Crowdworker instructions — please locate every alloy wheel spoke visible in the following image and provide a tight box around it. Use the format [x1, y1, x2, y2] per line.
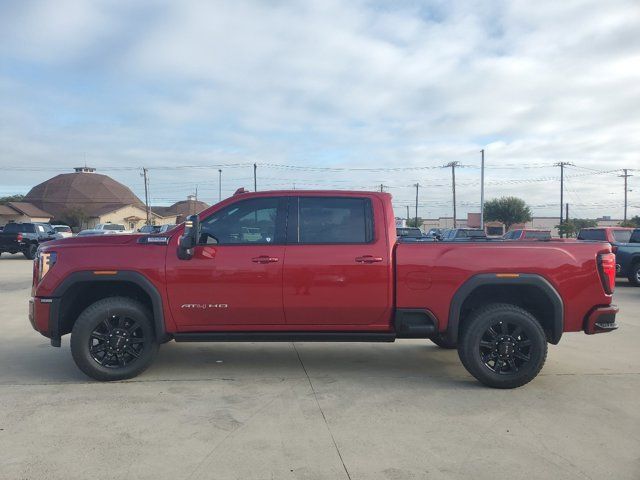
[91, 332, 109, 342]
[129, 337, 144, 344]
[124, 346, 140, 358]
[507, 358, 518, 372]
[514, 351, 530, 362]
[127, 321, 140, 334]
[518, 339, 532, 348]
[479, 340, 495, 350]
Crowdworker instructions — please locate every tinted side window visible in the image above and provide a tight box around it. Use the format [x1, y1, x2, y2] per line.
[199, 197, 284, 245]
[296, 197, 372, 244]
[612, 230, 632, 243]
[578, 229, 606, 241]
[630, 230, 640, 243]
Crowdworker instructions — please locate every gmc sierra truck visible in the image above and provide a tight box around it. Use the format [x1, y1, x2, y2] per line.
[29, 191, 618, 388]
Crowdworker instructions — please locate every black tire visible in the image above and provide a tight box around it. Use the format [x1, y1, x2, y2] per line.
[457, 303, 547, 389]
[71, 296, 158, 381]
[430, 334, 457, 349]
[24, 244, 38, 260]
[627, 263, 640, 287]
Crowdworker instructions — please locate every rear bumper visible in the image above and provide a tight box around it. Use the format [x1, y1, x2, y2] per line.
[584, 305, 619, 335]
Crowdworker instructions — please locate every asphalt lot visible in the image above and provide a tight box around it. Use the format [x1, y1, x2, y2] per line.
[0, 253, 638, 480]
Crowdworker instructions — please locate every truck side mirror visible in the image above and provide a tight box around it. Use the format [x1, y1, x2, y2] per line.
[177, 215, 199, 260]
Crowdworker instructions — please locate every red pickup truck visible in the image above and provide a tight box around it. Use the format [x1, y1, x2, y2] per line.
[29, 190, 618, 388]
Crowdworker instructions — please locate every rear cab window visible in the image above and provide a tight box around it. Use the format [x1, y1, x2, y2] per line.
[3, 223, 35, 233]
[523, 231, 551, 240]
[289, 196, 374, 244]
[578, 229, 606, 241]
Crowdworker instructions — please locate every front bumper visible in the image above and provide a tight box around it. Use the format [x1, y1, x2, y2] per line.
[584, 305, 619, 335]
[29, 296, 60, 345]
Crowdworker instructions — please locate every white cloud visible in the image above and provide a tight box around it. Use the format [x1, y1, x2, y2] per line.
[0, 0, 639, 218]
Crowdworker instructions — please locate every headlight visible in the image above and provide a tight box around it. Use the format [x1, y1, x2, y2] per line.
[38, 251, 57, 282]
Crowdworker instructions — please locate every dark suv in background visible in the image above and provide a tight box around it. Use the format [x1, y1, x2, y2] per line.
[0, 222, 62, 259]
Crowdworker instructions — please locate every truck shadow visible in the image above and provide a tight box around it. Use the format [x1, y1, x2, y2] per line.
[3, 339, 478, 389]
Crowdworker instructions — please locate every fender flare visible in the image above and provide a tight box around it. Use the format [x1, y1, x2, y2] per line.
[445, 273, 564, 345]
[50, 270, 167, 343]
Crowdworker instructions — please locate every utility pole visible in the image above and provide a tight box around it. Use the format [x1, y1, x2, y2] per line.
[406, 205, 410, 223]
[142, 167, 150, 225]
[253, 163, 257, 192]
[380, 184, 384, 192]
[565, 203, 569, 225]
[480, 150, 485, 230]
[218, 169, 222, 202]
[414, 183, 419, 228]
[620, 169, 632, 222]
[555, 162, 572, 237]
[444, 162, 460, 228]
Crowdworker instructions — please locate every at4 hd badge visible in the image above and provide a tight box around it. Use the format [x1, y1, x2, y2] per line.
[181, 303, 229, 309]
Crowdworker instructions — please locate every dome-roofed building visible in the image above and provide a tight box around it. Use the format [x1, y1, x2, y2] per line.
[151, 195, 210, 224]
[23, 167, 171, 231]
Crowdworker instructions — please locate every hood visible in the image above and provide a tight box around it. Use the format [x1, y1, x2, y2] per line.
[40, 234, 142, 249]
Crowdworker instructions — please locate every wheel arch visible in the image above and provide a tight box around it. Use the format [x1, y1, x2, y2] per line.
[50, 271, 168, 344]
[445, 273, 564, 345]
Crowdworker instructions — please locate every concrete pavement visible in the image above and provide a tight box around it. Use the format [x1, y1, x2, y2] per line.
[0, 253, 638, 479]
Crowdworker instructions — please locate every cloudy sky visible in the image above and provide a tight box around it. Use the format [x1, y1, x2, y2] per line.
[1, 0, 639, 219]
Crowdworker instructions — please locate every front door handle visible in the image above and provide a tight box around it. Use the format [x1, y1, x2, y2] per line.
[355, 255, 383, 264]
[252, 255, 279, 264]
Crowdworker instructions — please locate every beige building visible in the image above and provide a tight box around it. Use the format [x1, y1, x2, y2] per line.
[0, 202, 53, 225]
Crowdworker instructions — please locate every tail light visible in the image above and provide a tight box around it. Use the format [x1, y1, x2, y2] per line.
[17, 233, 23, 242]
[597, 253, 616, 295]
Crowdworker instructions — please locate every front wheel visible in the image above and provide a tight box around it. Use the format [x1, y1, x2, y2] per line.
[71, 297, 158, 381]
[627, 263, 640, 287]
[24, 244, 38, 260]
[458, 303, 547, 389]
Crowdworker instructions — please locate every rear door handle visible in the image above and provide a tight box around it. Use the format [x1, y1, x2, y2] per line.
[252, 255, 279, 264]
[355, 255, 383, 264]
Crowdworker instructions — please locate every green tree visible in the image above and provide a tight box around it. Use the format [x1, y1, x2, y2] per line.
[483, 197, 532, 230]
[556, 218, 597, 238]
[0, 194, 25, 204]
[58, 207, 89, 232]
[620, 216, 640, 228]
[406, 217, 423, 228]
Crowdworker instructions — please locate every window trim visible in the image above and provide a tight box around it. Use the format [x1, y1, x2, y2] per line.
[287, 196, 375, 245]
[196, 196, 288, 246]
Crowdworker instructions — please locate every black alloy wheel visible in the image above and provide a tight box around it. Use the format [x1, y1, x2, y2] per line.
[89, 314, 146, 368]
[71, 296, 158, 381]
[458, 303, 547, 389]
[478, 320, 532, 374]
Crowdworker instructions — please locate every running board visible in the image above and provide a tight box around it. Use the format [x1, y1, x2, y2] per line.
[173, 332, 397, 343]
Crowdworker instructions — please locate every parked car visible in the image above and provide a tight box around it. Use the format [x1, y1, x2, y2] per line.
[425, 228, 444, 239]
[76, 229, 110, 237]
[138, 224, 178, 234]
[578, 227, 633, 252]
[94, 223, 129, 233]
[52, 225, 73, 238]
[613, 228, 640, 285]
[0, 222, 61, 259]
[396, 227, 423, 238]
[440, 228, 488, 241]
[29, 190, 618, 388]
[503, 229, 551, 241]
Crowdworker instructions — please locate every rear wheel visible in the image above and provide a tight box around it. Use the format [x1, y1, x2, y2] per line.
[430, 334, 457, 349]
[628, 263, 640, 287]
[71, 297, 158, 381]
[24, 244, 38, 260]
[458, 303, 547, 389]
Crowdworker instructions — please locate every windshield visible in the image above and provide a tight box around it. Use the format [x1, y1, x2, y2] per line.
[465, 230, 486, 237]
[524, 231, 551, 240]
[54, 226, 71, 233]
[102, 224, 125, 231]
[612, 230, 632, 242]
